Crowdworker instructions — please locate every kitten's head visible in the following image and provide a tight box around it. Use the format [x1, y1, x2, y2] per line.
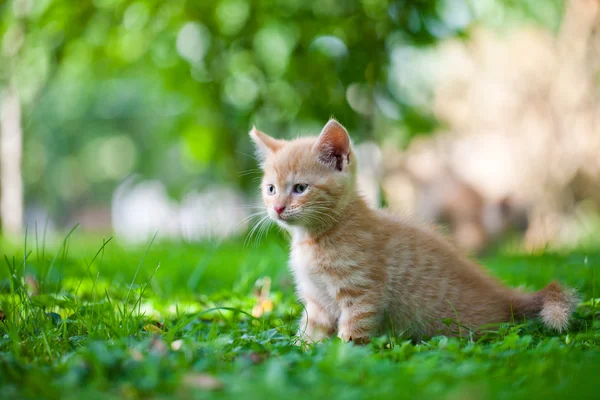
[250, 119, 357, 231]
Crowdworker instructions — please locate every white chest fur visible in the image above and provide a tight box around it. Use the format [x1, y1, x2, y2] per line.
[290, 240, 328, 296]
[289, 231, 353, 318]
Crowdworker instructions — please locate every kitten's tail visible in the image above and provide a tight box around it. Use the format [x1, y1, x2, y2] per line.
[519, 282, 578, 332]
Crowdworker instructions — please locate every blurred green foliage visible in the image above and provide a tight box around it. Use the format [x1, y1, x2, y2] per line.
[0, 0, 564, 220]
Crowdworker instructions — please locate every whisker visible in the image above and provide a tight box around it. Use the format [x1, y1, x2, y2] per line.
[244, 215, 269, 248]
[234, 211, 267, 230]
[236, 150, 261, 163]
[238, 168, 263, 177]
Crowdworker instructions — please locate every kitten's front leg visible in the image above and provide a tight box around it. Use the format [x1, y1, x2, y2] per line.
[297, 298, 336, 344]
[337, 293, 381, 344]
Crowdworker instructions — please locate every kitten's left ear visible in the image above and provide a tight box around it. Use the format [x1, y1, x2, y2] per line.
[313, 119, 351, 171]
[249, 126, 285, 160]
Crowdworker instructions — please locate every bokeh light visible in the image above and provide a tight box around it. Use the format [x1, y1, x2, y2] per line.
[0, 0, 595, 252]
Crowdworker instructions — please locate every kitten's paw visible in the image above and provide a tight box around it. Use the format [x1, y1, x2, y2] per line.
[337, 330, 351, 342]
[337, 330, 370, 345]
[295, 326, 331, 345]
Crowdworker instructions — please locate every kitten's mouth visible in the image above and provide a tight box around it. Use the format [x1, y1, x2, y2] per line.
[273, 213, 296, 224]
[277, 214, 290, 221]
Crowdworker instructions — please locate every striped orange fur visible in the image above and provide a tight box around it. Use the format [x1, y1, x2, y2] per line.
[250, 119, 579, 344]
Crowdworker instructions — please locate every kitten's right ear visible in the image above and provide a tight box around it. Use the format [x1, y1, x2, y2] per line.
[313, 119, 351, 171]
[249, 126, 284, 160]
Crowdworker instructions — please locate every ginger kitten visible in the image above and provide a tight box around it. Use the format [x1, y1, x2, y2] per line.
[250, 119, 578, 343]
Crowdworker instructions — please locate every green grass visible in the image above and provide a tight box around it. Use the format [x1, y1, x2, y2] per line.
[1, 230, 600, 400]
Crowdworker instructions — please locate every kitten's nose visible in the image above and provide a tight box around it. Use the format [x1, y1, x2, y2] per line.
[274, 205, 286, 215]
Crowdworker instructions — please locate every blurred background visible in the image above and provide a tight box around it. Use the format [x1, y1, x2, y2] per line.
[1, 0, 599, 255]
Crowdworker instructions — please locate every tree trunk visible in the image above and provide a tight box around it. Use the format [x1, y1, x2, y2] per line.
[0, 86, 24, 236]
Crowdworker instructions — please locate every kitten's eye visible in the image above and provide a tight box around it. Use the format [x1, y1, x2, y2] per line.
[266, 184, 276, 195]
[293, 184, 308, 194]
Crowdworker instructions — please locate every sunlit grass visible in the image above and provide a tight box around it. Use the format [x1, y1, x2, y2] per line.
[1, 229, 599, 399]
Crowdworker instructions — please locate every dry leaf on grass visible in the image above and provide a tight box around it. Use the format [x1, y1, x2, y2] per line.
[171, 339, 183, 351]
[143, 323, 165, 334]
[149, 336, 168, 355]
[25, 274, 38, 296]
[182, 373, 224, 391]
[128, 348, 144, 361]
[248, 352, 268, 364]
[252, 277, 274, 318]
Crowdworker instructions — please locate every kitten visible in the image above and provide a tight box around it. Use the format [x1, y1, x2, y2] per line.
[250, 119, 578, 343]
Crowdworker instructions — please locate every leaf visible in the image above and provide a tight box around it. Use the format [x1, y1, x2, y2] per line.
[46, 312, 62, 326]
[31, 294, 70, 308]
[68, 336, 87, 346]
[182, 373, 224, 391]
[144, 324, 164, 334]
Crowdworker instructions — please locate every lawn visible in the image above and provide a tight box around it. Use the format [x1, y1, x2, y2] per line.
[1, 229, 599, 399]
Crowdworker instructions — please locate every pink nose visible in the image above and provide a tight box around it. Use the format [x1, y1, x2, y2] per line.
[274, 205, 286, 215]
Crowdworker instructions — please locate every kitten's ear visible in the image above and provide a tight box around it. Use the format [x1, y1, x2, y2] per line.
[249, 126, 285, 160]
[313, 119, 351, 171]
